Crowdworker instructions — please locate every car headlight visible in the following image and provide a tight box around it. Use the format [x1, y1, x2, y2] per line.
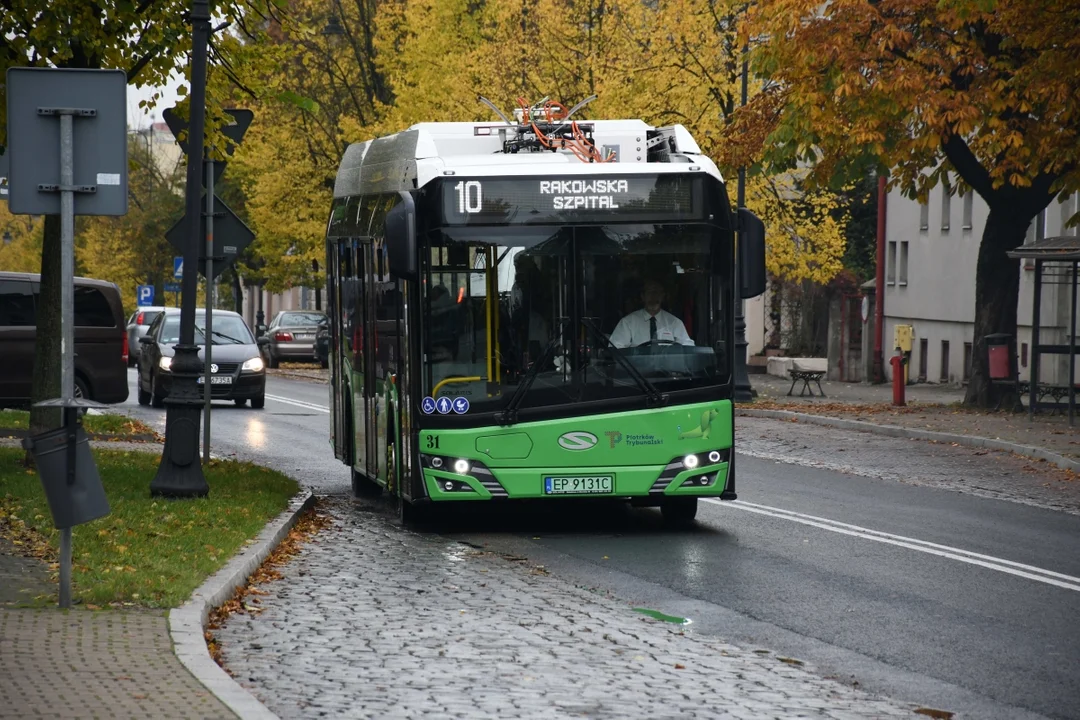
[158, 356, 173, 371]
[242, 357, 265, 372]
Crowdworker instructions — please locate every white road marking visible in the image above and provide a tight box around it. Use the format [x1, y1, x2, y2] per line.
[702, 498, 1080, 593]
[264, 394, 331, 413]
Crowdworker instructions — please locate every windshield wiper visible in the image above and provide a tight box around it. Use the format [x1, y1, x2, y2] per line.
[496, 318, 569, 426]
[202, 329, 244, 345]
[580, 318, 667, 407]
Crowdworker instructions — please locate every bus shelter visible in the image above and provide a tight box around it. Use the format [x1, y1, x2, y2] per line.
[1007, 236, 1080, 426]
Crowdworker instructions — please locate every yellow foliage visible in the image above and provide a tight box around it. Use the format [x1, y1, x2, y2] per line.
[235, 0, 849, 284]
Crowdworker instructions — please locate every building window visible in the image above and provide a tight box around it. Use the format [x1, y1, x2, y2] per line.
[1026, 210, 1046, 245]
[899, 241, 909, 286]
[887, 241, 897, 285]
[1063, 193, 1079, 237]
[941, 189, 951, 232]
[940, 340, 950, 383]
[962, 191, 974, 230]
[919, 201, 929, 231]
[919, 338, 928, 382]
[963, 342, 972, 382]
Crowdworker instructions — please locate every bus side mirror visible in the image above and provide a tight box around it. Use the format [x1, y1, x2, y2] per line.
[737, 208, 766, 299]
[385, 191, 418, 280]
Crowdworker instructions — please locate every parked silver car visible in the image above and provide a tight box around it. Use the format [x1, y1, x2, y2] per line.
[262, 311, 327, 367]
[125, 306, 167, 367]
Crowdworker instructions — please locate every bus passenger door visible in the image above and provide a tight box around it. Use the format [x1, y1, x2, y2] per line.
[361, 241, 379, 481]
[329, 240, 347, 461]
[347, 240, 369, 475]
[373, 242, 404, 489]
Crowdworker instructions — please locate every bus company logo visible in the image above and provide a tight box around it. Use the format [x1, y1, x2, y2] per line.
[558, 432, 598, 451]
[605, 431, 623, 448]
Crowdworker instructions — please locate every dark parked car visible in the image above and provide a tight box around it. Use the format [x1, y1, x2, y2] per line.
[125, 305, 166, 367]
[0, 271, 129, 407]
[137, 308, 266, 408]
[262, 310, 326, 367]
[314, 317, 329, 369]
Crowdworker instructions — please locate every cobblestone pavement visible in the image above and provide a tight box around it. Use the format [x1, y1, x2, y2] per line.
[737, 416, 1080, 515]
[216, 497, 919, 719]
[0, 608, 234, 719]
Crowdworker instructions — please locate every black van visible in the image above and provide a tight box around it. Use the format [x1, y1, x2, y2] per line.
[0, 271, 130, 407]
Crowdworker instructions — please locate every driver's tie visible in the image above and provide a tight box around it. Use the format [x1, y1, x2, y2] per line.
[650, 316, 657, 341]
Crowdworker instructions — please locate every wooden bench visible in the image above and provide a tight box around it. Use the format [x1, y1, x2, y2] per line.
[788, 369, 826, 397]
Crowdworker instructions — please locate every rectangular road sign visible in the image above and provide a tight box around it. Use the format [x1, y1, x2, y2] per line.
[5, 68, 128, 216]
[174, 256, 184, 279]
[137, 285, 155, 307]
[164, 282, 181, 293]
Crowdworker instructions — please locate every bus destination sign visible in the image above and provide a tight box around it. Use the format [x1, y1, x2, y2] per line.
[439, 174, 704, 225]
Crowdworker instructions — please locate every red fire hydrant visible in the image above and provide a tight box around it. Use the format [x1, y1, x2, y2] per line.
[890, 349, 906, 406]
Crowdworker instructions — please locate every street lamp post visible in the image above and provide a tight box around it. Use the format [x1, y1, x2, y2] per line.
[150, 0, 211, 498]
[733, 47, 755, 403]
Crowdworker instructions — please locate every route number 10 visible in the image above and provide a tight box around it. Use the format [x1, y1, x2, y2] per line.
[454, 181, 482, 214]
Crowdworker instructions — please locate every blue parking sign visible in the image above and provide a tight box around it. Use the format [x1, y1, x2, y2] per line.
[136, 285, 155, 307]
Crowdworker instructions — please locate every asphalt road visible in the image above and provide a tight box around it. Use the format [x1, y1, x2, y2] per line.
[117, 368, 1080, 720]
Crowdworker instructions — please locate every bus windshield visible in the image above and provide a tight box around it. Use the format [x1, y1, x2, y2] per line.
[421, 223, 729, 416]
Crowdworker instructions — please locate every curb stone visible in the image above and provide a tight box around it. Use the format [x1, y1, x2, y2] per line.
[737, 408, 1080, 473]
[169, 489, 315, 720]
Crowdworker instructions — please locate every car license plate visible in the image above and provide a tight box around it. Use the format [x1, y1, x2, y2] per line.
[295, 333, 312, 339]
[543, 475, 614, 495]
[197, 376, 233, 385]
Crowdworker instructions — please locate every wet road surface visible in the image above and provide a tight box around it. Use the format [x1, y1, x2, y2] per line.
[116, 369, 1080, 719]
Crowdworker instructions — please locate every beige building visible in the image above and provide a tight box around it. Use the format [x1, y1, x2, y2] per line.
[883, 184, 1080, 385]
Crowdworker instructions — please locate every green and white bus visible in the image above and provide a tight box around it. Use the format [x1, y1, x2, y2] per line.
[325, 109, 765, 524]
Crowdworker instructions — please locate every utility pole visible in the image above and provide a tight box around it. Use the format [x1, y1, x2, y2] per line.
[151, 0, 211, 497]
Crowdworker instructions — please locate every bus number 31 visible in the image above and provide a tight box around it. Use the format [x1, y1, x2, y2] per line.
[454, 181, 482, 214]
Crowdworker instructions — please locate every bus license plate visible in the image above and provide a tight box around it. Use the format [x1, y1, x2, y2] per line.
[197, 376, 233, 385]
[543, 475, 613, 495]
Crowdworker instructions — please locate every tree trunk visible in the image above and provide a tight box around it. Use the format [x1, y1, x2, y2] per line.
[964, 208, 1029, 408]
[26, 215, 63, 465]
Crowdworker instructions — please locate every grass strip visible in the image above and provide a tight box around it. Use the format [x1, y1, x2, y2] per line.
[0, 447, 299, 608]
[0, 409, 155, 438]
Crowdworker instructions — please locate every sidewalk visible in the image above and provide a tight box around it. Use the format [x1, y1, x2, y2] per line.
[743, 373, 1080, 464]
[0, 440, 236, 719]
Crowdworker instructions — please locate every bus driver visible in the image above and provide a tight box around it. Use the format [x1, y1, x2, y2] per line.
[609, 279, 694, 348]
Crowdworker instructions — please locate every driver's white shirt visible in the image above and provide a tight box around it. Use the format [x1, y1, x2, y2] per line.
[609, 308, 693, 348]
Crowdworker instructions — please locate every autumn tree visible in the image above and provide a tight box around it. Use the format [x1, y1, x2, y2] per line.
[373, 0, 849, 283]
[737, 0, 1080, 405]
[225, 0, 392, 292]
[0, 0, 284, 438]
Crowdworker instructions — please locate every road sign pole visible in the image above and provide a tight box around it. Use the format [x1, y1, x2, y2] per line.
[151, 0, 210, 498]
[203, 159, 214, 464]
[58, 112, 75, 609]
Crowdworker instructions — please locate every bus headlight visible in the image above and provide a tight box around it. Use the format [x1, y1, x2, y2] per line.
[453, 459, 470, 474]
[242, 357, 265, 372]
[159, 356, 173, 371]
[683, 454, 699, 469]
[708, 450, 721, 464]
[431, 457, 444, 469]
